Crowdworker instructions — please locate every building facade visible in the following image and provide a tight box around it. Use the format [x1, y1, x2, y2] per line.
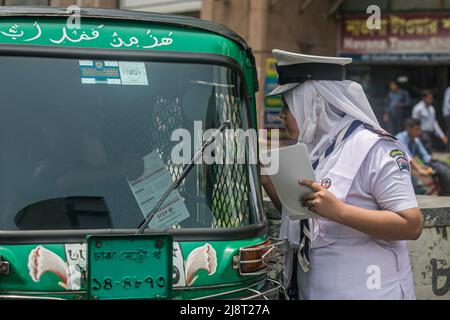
[338, 1, 450, 137]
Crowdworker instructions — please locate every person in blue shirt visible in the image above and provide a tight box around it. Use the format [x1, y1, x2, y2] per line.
[384, 81, 411, 135]
[397, 118, 450, 196]
[442, 85, 450, 151]
[396, 118, 432, 168]
[396, 118, 434, 194]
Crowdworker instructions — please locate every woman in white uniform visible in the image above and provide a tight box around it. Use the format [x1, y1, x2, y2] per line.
[262, 50, 422, 300]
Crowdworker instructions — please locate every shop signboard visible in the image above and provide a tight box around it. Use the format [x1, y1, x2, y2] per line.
[339, 12, 450, 62]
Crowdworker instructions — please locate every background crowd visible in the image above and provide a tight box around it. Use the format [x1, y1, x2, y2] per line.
[384, 81, 450, 196]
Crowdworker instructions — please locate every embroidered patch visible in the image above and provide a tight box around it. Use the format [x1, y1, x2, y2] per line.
[321, 178, 332, 189]
[395, 156, 410, 172]
[390, 149, 406, 158]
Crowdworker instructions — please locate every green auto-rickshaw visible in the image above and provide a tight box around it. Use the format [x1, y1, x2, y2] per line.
[0, 6, 284, 300]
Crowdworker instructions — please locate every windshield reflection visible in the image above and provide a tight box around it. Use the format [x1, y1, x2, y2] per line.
[0, 56, 258, 230]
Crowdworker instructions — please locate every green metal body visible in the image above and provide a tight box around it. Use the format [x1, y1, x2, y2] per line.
[0, 237, 267, 299]
[0, 9, 271, 300]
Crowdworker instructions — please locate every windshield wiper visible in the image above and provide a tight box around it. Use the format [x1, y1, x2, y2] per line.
[135, 120, 231, 234]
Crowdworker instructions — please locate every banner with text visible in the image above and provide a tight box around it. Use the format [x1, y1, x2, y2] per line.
[339, 12, 450, 62]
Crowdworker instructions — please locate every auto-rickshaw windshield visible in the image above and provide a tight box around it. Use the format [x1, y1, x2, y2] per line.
[0, 56, 262, 231]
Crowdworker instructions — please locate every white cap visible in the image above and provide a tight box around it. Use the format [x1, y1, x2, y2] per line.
[266, 49, 352, 96]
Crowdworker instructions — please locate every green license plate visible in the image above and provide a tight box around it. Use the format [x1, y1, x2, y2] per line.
[87, 234, 173, 300]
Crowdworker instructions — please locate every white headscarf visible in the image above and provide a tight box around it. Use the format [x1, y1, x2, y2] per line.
[283, 80, 380, 162]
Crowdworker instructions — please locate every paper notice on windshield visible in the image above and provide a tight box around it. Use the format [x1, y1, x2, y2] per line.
[127, 151, 190, 229]
[119, 62, 149, 86]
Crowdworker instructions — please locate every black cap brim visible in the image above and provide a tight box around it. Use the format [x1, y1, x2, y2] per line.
[266, 83, 301, 96]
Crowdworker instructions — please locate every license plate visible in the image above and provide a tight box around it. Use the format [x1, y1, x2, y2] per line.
[87, 234, 173, 300]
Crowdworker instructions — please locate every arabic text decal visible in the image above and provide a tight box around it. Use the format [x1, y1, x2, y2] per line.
[0, 20, 175, 49]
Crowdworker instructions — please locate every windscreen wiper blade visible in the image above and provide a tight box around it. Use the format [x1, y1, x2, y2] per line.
[135, 120, 231, 234]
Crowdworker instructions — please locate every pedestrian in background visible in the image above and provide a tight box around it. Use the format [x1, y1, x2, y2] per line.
[384, 80, 411, 135]
[412, 90, 448, 152]
[396, 118, 432, 194]
[442, 85, 450, 151]
[396, 118, 432, 175]
[397, 118, 450, 196]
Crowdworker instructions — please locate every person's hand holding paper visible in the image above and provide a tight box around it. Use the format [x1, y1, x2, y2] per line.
[262, 143, 317, 220]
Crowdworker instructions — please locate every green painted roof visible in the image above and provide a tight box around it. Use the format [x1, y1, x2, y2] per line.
[0, 6, 259, 93]
[0, 6, 250, 50]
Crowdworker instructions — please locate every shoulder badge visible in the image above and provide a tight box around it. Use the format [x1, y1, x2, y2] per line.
[395, 156, 410, 172]
[388, 146, 410, 172]
[389, 149, 406, 158]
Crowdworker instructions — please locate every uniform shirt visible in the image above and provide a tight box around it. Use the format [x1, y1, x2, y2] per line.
[346, 138, 418, 213]
[298, 133, 418, 300]
[395, 130, 432, 165]
[312, 132, 418, 239]
[412, 100, 444, 137]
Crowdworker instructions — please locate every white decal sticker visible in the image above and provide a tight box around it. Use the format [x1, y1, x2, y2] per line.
[28, 246, 69, 290]
[185, 243, 217, 286]
[64, 243, 86, 290]
[172, 242, 186, 287]
[119, 62, 148, 86]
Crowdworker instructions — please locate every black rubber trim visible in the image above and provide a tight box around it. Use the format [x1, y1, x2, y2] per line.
[0, 43, 236, 66]
[0, 222, 268, 244]
[0, 44, 267, 244]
